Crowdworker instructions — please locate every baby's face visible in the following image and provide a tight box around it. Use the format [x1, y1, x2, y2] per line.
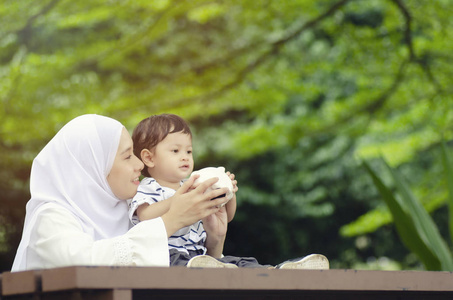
[150, 132, 194, 187]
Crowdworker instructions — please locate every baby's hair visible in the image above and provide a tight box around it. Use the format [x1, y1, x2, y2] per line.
[132, 114, 192, 177]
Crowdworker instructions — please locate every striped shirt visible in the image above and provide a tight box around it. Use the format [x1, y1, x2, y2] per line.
[128, 177, 207, 255]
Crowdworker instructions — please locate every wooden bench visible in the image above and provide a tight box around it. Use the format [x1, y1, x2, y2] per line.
[2, 266, 453, 299]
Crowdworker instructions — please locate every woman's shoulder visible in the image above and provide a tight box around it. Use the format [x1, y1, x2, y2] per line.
[34, 202, 79, 222]
[31, 202, 84, 239]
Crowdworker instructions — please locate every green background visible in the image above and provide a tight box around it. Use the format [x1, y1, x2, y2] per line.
[1, 0, 452, 271]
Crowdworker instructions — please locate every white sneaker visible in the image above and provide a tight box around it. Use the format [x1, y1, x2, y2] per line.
[278, 254, 329, 270]
[187, 255, 238, 268]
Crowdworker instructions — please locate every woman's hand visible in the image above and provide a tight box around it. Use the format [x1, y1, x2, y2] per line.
[160, 175, 228, 238]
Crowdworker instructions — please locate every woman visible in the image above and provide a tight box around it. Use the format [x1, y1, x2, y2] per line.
[12, 114, 228, 271]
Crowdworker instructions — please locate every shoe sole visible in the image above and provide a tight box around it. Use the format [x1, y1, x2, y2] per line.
[279, 254, 329, 270]
[187, 255, 238, 268]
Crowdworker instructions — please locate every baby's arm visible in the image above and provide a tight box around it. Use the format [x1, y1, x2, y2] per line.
[137, 199, 172, 221]
[132, 179, 174, 222]
[225, 171, 238, 222]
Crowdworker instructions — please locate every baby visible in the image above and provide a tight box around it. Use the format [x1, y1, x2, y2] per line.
[128, 114, 237, 266]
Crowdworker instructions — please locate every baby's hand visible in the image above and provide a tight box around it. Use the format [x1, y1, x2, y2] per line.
[226, 171, 238, 193]
[225, 171, 237, 222]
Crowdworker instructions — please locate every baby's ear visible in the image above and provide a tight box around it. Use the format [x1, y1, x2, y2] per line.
[140, 149, 154, 168]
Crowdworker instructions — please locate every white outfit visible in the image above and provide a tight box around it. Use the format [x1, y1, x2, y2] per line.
[129, 177, 206, 255]
[12, 114, 169, 271]
[25, 203, 168, 269]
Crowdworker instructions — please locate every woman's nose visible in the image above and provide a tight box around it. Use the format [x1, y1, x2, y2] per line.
[134, 155, 144, 170]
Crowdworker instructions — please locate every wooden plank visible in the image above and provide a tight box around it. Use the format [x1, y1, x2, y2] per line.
[1, 270, 41, 296]
[40, 266, 453, 293]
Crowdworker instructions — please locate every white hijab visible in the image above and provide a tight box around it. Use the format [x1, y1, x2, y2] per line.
[12, 114, 130, 271]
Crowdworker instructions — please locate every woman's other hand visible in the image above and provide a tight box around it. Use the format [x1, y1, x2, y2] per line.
[161, 175, 228, 237]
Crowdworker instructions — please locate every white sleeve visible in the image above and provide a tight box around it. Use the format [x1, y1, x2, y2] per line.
[27, 205, 169, 269]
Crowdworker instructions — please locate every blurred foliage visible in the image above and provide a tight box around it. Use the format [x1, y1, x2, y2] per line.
[363, 155, 453, 271]
[1, 0, 453, 271]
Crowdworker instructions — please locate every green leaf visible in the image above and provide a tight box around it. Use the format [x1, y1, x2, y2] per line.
[383, 158, 453, 271]
[363, 160, 442, 270]
[441, 141, 453, 244]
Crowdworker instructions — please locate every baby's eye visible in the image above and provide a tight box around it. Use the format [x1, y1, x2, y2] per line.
[172, 149, 179, 153]
[187, 150, 192, 154]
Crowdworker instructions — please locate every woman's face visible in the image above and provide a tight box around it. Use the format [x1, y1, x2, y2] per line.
[107, 128, 144, 200]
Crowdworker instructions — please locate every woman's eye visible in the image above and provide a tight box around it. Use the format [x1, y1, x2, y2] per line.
[125, 155, 132, 160]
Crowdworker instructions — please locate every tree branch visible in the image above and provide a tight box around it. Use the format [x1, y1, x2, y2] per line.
[119, 0, 352, 115]
[289, 59, 409, 139]
[363, 59, 408, 114]
[272, 0, 351, 48]
[1, 47, 28, 114]
[390, 0, 444, 94]
[192, 0, 351, 75]
[175, 0, 351, 104]
[99, 0, 185, 63]
[417, 54, 445, 95]
[16, 0, 61, 46]
[390, 0, 415, 60]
